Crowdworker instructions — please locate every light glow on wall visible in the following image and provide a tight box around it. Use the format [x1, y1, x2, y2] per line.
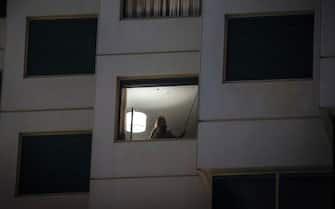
[126, 111, 147, 133]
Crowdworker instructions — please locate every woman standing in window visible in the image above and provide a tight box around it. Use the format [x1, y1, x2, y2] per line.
[150, 116, 176, 139]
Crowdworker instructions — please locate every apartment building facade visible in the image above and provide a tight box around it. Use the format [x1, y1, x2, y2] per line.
[0, 0, 333, 209]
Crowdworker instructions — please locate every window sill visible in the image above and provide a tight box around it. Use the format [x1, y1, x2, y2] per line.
[222, 78, 314, 84]
[114, 138, 197, 143]
[14, 192, 89, 198]
[23, 73, 95, 79]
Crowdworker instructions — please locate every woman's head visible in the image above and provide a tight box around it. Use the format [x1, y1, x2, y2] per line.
[154, 116, 167, 129]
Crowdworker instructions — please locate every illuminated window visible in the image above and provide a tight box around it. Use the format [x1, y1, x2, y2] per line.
[117, 76, 198, 141]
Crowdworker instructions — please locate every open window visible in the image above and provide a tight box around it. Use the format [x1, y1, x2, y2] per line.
[116, 76, 198, 141]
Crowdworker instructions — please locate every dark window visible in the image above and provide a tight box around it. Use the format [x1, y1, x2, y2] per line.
[225, 13, 314, 81]
[26, 17, 97, 76]
[17, 133, 92, 195]
[122, 0, 201, 19]
[212, 175, 276, 209]
[117, 76, 198, 141]
[279, 173, 333, 209]
[0, 0, 6, 17]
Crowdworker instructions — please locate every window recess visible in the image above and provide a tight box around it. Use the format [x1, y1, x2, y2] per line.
[116, 76, 198, 142]
[213, 174, 276, 209]
[224, 13, 314, 82]
[0, 0, 6, 17]
[17, 132, 92, 195]
[25, 16, 97, 77]
[122, 0, 201, 19]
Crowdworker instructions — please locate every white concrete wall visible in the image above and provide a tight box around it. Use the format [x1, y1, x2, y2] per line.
[1, 0, 99, 111]
[0, 18, 5, 70]
[92, 139, 197, 178]
[200, 0, 320, 120]
[97, 0, 201, 54]
[92, 53, 200, 177]
[321, 0, 335, 57]
[90, 177, 210, 209]
[199, 0, 332, 168]
[0, 0, 98, 209]
[0, 110, 93, 209]
[320, 0, 335, 108]
[0, 18, 4, 49]
[0, 49, 3, 70]
[92, 1, 204, 207]
[199, 118, 332, 169]
[91, 52, 208, 208]
[320, 58, 335, 107]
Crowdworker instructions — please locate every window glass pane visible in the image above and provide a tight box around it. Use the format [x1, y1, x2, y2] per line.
[118, 79, 198, 141]
[212, 175, 276, 209]
[18, 133, 92, 194]
[225, 14, 314, 81]
[0, 0, 6, 17]
[26, 17, 97, 76]
[279, 173, 333, 209]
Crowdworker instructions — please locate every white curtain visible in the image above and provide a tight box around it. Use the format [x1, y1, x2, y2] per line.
[124, 0, 201, 18]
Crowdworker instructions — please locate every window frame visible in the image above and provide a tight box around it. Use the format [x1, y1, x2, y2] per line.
[24, 15, 98, 78]
[222, 11, 315, 83]
[16, 130, 93, 196]
[115, 75, 199, 142]
[210, 169, 333, 209]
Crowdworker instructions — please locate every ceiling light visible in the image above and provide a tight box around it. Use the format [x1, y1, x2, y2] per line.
[126, 111, 147, 133]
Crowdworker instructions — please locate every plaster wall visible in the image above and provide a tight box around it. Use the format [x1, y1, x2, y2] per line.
[97, 0, 201, 54]
[320, 58, 335, 107]
[320, 0, 335, 108]
[92, 52, 200, 178]
[0, 18, 4, 70]
[199, 0, 332, 168]
[0, 110, 93, 209]
[90, 177, 210, 209]
[1, 0, 99, 111]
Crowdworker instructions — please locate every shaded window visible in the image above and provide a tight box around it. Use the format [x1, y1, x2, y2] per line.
[212, 175, 276, 209]
[122, 0, 201, 19]
[224, 13, 314, 81]
[117, 76, 198, 141]
[279, 173, 333, 209]
[17, 133, 92, 195]
[25, 17, 97, 76]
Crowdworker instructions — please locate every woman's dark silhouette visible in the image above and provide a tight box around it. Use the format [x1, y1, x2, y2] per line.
[150, 116, 176, 139]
